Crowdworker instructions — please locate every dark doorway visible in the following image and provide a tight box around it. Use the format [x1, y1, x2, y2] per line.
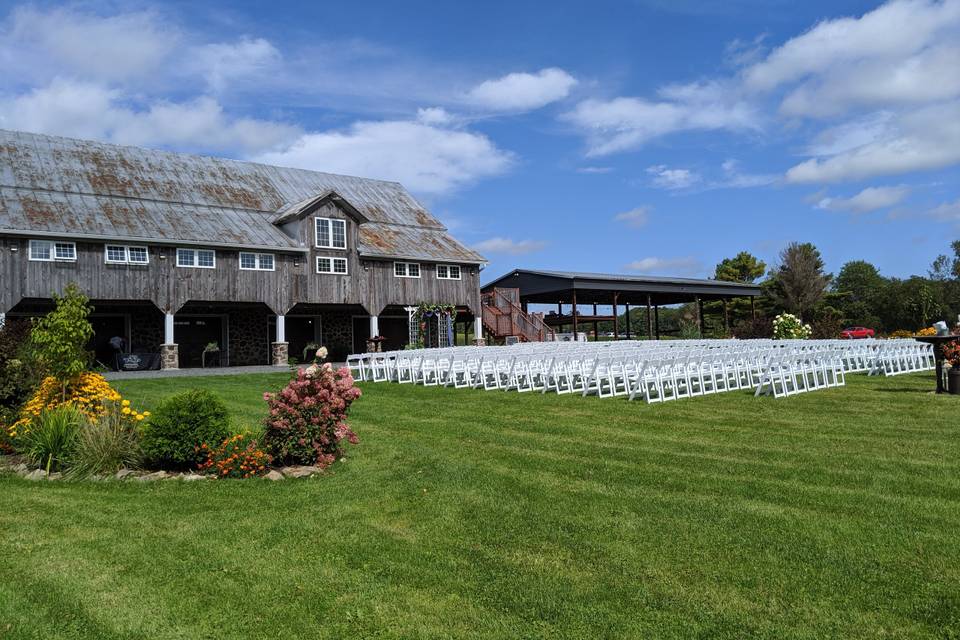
[89, 315, 128, 370]
[352, 317, 370, 354]
[380, 317, 408, 351]
[175, 316, 225, 368]
[287, 316, 321, 363]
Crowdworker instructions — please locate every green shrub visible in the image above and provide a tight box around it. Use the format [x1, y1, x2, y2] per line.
[17, 405, 85, 471]
[0, 320, 39, 421]
[140, 389, 231, 470]
[26, 283, 94, 383]
[67, 401, 142, 479]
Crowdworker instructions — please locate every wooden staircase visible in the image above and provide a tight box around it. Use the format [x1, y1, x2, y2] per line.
[480, 288, 555, 342]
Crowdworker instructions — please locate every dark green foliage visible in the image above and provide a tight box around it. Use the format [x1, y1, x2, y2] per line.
[27, 283, 94, 382]
[140, 389, 230, 470]
[714, 251, 766, 283]
[766, 242, 832, 321]
[731, 316, 772, 339]
[0, 320, 39, 420]
[17, 405, 85, 471]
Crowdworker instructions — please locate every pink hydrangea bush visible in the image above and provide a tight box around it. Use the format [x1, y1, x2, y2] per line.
[262, 362, 362, 466]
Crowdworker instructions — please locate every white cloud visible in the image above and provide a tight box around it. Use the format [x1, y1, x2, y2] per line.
[472, 237, 547, 255]
[191, 38, 281, 92]
[466, 68, 577, 111]
[646, 165, 700, 190]
[717, 159, 778, 188]
[925, 198, 960, 221]
[576, 166, 613, 174]
[0, 5, 178, 83]
[786, 100, 960, 183]
[624, 257, 701, 275]
[563, 81, 761, 156]
[613, 206, 651, 228]
[416, 107, 456, 126]
[0, 79, 300, 154]
[814, 185, 910, 213]
[743, 0, 960, 94]
[256, 120, 514, 195]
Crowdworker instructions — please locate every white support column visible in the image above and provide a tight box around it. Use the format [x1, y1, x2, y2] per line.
[161, 311, 178, 370]
[369, 314, 379, 338]
[473, 316, 486, 346]
[0, 312, 5, 329]
[164, 312, 175, 344]
[272, 314, 288, 366]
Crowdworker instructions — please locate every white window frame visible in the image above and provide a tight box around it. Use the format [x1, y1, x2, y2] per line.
[394, 262, 421, 278]
[29, 239, 76, 262]
[176, 248, 216, 269]
[437, 264, 461, 280]
[316, 256, 348, 274]
[239, 252, 275, 272]
[315, 217, 347, 250]
[104, 244, 149, 265]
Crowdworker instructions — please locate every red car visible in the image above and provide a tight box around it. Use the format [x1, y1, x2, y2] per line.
[840, 326, 875, 339]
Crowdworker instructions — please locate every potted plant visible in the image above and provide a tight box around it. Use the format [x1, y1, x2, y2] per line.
[942, 340, 960, 395]
[202, 342, 220, 368]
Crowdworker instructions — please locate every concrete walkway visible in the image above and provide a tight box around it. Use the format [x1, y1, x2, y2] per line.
[104, 365, 294, 381]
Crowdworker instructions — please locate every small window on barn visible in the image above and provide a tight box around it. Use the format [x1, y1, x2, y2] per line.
[239, 252, 275, 271]
[315, 218, 346, 249]
[54, 242, 76, 261]
[106, 245, 149, 265]
[394, 262, 421, 278]
[29, 240, 52, 261]
[317, 257, 348, 274]
[177, 248, 216, 269]
[127, 246, 149, 264]
[437, 264, 461, 280]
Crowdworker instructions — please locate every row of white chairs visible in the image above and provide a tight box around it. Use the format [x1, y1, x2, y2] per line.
[347, 339, 933, 403]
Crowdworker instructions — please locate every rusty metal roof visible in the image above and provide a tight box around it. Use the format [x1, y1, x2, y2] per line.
[0, 129, 486, 262]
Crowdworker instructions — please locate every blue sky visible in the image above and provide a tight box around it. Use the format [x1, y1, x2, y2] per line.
[1, 0, 958, 283]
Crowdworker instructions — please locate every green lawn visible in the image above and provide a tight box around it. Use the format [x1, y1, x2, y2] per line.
[2, 372, 959, 638]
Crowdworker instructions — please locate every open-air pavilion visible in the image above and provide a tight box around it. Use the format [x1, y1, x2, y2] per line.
[481, 269, 762, 339]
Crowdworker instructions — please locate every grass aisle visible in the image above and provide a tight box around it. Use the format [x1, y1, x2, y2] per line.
[1, 372, 958, 638]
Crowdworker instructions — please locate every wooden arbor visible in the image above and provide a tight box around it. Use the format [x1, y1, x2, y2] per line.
[482, 269, 762, 340]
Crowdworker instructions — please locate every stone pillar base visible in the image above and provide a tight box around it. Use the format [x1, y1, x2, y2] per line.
[472, 338, 487, 346]
[271, 342, 289, 366]
[160, 344, 179, 370]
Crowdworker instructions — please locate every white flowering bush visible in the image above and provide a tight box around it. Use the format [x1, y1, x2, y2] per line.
[773, 313, 812, 339]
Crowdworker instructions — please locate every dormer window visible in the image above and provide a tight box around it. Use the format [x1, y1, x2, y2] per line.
[315, 218, 346, 250]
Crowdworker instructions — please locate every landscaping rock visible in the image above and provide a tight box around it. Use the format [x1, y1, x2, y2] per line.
[25, 469, 47, 481]
[280, 465, 321, 479]
[47, 472, 63, 481]
[181, 473, 207, 482]
[115, 468, 137, 480]
[136, 471, 170, 482]
[265, 470, 285, 481]
[14, 463, 29, 476]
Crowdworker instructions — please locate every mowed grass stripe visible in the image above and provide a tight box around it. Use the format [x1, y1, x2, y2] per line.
[1, 370, 957, 638]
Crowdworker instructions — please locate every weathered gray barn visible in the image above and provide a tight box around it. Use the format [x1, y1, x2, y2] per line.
[0, 129, 485, 367]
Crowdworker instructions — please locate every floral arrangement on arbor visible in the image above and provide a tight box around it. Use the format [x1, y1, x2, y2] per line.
[411, 303, 457, 348]
[772, 313, 812, 339]
[9, 372, 147, 437]
[197, 433, 272, 478]
[261, 348, 361, 467]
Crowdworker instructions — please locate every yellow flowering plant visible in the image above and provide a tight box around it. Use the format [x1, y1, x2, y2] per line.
[9, 372, 148, 438]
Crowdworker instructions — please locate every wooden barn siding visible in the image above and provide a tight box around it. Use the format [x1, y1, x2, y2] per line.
[1, 227, 481, 316]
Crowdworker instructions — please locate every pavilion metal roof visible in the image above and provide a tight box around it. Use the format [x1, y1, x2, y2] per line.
[0, 129, 486, 262]
[482, 268, 762, 305]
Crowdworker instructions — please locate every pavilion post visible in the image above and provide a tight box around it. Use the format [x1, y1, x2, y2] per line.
[723, 299, 730, 334]
[751, 296, 756, 320]
[696, 296, 703, 337]
[654, 305, 660, 340]
[646, 294, 653, 339]
[612, 293, 619, 340]
[625, 303, 631, 339]
[571, 290, 578, 337]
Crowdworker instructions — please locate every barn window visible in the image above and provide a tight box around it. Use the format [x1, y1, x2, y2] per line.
[239, 252, 275, 271]
[315, 218, 346, 249]
[394, 262, 421, 278]
[437, 265, 461, 280]
[177, 248, 216, 269]
[29, 239, 76, 262]
[317, 256, 348, 274]
[105, 245, 148, 265]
